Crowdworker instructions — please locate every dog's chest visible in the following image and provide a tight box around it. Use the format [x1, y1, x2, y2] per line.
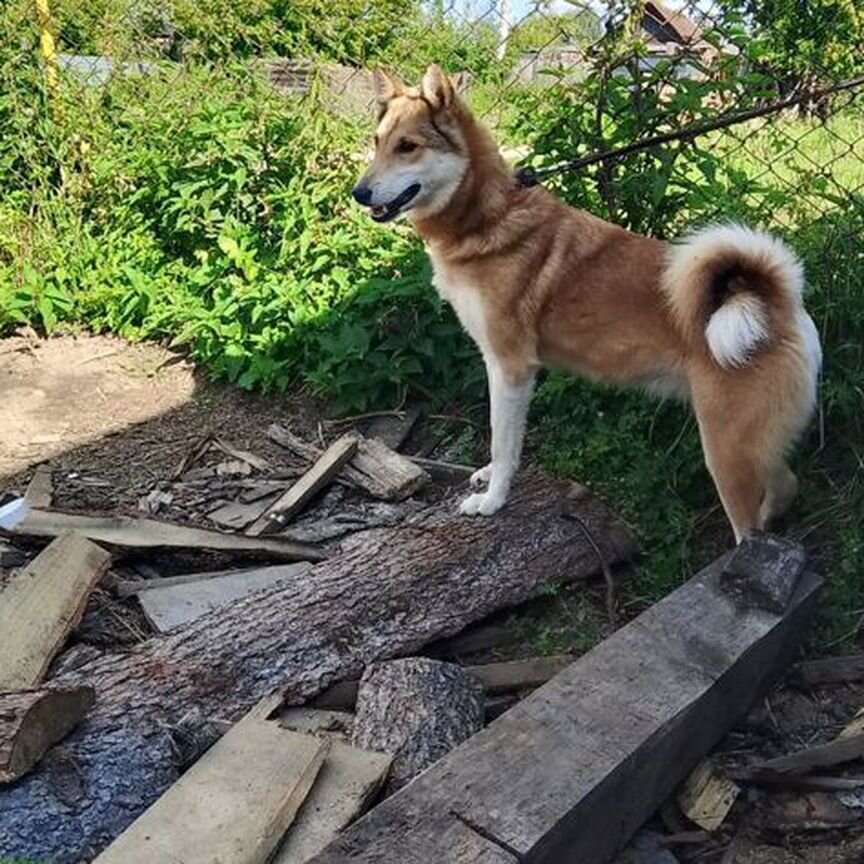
[430, 261, 490, 353]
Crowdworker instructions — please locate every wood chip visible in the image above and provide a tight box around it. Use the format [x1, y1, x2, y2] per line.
[12, 509, 325, 562]
[92, 708, 328, 864]
[0, 687, 95, 783]
[676, 760, 740, 832]
[134, 562, 312, 631]
[212, 438, 269, 471]
[216, 459, 253, 477]
[246, 436, 359, 536]
[0, 532, 111, 689]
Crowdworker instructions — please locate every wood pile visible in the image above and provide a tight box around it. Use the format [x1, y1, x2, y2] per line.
[0, 411, 841, 864]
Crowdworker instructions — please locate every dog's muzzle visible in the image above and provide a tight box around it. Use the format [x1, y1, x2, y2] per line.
[367, 184, 421, 223]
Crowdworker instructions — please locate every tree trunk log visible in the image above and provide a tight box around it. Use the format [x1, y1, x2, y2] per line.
[352, 658, 484, 793]
[0, 473, 635, 863]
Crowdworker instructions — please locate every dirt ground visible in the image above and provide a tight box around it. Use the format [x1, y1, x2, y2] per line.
[2, 331, 863, 863]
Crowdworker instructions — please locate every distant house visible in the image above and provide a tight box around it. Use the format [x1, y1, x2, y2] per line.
[637, 1, 735, 79]
[509, 45, 588, 87]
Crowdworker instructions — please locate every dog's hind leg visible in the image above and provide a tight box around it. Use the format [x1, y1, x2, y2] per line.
[460, 361, 535, 516]
[760, 460, 798, 527]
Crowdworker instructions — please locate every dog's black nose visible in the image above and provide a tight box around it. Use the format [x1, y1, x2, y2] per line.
[352, 183, 373, 205]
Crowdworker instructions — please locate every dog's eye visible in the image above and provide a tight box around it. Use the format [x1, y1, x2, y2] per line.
[396, 139, 418, 154]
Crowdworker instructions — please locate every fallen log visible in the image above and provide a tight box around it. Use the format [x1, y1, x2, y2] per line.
[352, 658, 485, 792]
[0, 473, 635, 863]
[306, 536, 821, 864]
[0, 687, 95, 783]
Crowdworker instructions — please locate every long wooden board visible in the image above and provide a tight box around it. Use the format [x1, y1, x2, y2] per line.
[272, 741, 391, 864]
[12, 509, 324, 562]
[0, 532, 111, 689]
[137, 562, 312, 631]
[246, 436, 358, 536]
[308, 538, 821, 864]
[93, 712, 328, 864]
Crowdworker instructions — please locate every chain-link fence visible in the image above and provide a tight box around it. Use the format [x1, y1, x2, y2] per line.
[1, 1, 863, 399]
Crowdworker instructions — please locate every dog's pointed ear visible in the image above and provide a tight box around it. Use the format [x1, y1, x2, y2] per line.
[421, 63, 454, 110]
[373, 68, 404, 113]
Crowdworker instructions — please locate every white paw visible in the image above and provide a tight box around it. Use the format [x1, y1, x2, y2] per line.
[469, 464, 492, 489]
[459, 491, 506, 517]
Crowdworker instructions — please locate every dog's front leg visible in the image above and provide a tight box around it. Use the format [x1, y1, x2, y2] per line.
[460, 361, 535, 516]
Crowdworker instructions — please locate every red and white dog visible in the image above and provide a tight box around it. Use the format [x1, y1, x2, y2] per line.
[353, 65, 821, 542]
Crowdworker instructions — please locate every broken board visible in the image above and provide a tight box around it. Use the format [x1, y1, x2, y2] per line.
[272, 741, 391, 864]
[135, 562, 312, 631]
[93, 711, 328, 864]
[307, 537, 821, 864]
[0, 532, 111, 689]
[12, 509, 324, 562]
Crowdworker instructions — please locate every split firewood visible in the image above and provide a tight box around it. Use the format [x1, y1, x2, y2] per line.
[93, 704, 328, 864]
[267, 424, 429, 501]
[360, 408, 419, 451]
[747, 732, 864, 776]
[676, 760, 740, 832]
[305, 535, 820, 864]
[246, 436, 359, 536]
[0, 687, 95, 783]
[11, 508, 324, 562]
[0, 474, 636, 862]
[0, 532, 111, 689]
[352, 658, 484, 792]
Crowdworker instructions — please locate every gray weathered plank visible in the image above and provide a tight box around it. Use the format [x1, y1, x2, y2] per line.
[12, 509, 324, 562]
[115, 563, 310, 598]
[136, 562, 313, 631]
[307, 539, 821, 864]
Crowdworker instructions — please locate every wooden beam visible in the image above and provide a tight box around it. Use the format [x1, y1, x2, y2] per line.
[93, 710, 328, 864]
[246, 436, 358, 536]
[12, 509, 324, 562]
[306, 537, 821, 864]
[0, 532, 111, 689]
[0, 687, 95, 783]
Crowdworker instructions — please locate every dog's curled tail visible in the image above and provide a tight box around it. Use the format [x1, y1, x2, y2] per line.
[662, 224, 819, 374]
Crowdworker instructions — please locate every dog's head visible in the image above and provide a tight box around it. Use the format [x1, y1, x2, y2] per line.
[352, 64, 469, 223]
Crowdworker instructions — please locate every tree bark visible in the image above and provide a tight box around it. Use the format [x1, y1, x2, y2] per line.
[0, 473, 635, 863]
[352, 658, 485, 793]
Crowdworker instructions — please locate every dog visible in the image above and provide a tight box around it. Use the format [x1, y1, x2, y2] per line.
[352, 64, 822, 543]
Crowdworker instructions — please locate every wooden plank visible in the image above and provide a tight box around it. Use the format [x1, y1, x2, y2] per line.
[272, 742, 391, 864]
[114, 562, 310, 598]
[790, 653, 864, 687]
[208, 498, 275, 531]
[137, 563, 311, 631]
[0, 687, 95, 783]
[748, 733, 864, 776]
[362, 409, 419, 451]
[93, 712, 328, 864]
[246, 436, 358, 536]
[267, 425, 429, 501]
[23, 464, 53, 509]
[12, 509, 325, 562]
[312, 656, 573, 711]
[0, 533, 111, 689]
[307, 538, 821, 864]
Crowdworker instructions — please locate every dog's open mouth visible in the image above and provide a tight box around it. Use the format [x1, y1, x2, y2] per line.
[369, 184, 421, 223]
